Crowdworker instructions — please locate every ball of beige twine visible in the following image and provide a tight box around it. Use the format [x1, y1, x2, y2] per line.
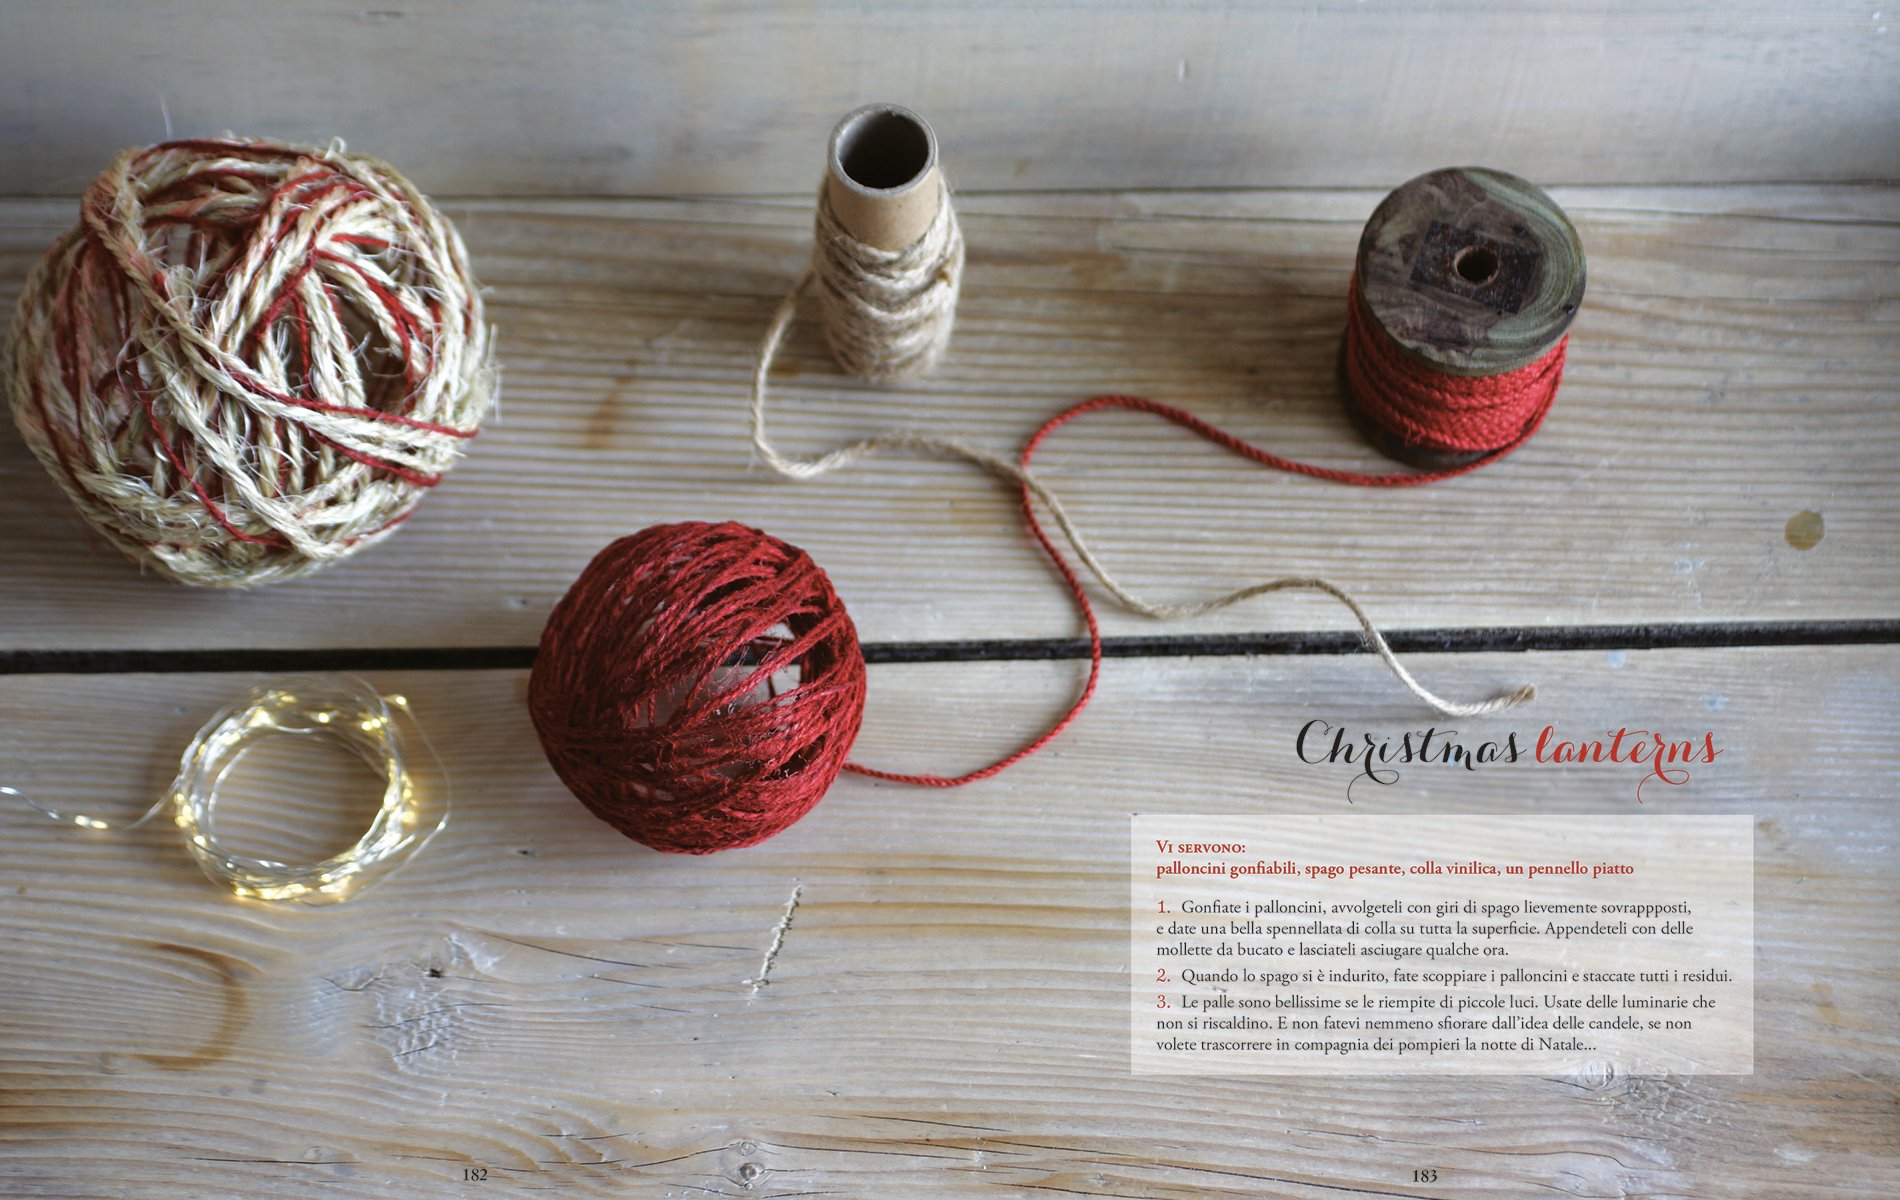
[5, 136, 495, 587]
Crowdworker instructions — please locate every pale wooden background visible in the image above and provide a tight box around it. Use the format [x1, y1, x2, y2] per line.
[2, 1, 1897, 195]
[2, 3, 1897, 1198]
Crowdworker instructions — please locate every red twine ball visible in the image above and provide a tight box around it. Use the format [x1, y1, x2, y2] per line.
[528, 522, 867, 854]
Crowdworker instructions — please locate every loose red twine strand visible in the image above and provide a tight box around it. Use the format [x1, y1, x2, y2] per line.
[845, 279, 1566, 788]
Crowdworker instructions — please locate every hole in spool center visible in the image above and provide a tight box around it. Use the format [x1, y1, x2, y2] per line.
[1453, 245, 1501, 285]
[836, 110, 932, 191]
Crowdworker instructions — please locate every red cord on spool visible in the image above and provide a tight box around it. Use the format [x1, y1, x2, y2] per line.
[1341, 166, 1585, 468]
[1342, 273, 1565, 467]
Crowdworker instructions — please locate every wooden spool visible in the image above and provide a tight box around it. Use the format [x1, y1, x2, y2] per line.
[1342, 166, 1586, 468]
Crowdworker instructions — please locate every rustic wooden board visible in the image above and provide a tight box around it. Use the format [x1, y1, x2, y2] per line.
[1, 184, 1895, 651]
[1, 646, 1895, 1198]
[3, 2, 1897, 196]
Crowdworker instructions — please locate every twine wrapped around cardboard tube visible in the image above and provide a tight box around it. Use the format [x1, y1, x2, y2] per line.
[5, 136, 496, 587]
[811, 180, 964, 381]
[812, 105, 963, 381]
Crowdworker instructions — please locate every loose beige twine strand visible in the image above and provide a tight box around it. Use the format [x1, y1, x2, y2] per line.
[751, 183, 1534, 719]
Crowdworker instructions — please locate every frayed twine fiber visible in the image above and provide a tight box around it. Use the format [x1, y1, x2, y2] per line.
[5, 136, 496, 587]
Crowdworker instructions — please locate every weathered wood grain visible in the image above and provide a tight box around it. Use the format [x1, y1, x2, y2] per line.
[1, 184, 1895, 651]
[2, 2, 1897, 196]
[1, 646, 1895, 1197]
[1353, 167, 1586, 375]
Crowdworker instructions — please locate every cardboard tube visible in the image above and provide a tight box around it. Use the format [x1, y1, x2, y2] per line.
[826, 104, 942, 252]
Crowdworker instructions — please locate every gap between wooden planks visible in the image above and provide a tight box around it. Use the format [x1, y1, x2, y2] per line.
[0, 184, 1894, 651]
[0, 645, 1895, 1198]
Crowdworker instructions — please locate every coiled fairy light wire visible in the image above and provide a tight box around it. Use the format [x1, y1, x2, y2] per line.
[3, 675, 448, 903]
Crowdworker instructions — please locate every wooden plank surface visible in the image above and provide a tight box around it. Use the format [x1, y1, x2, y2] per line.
[2, 2, 1897, 195]
[1, 646, 1894, 1198]
[5, 10, 1894, 1200]
[3, 184, 1897, 651]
